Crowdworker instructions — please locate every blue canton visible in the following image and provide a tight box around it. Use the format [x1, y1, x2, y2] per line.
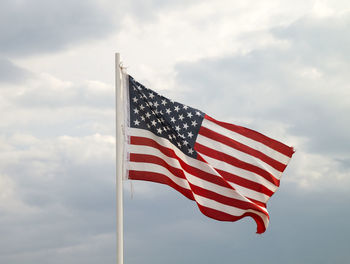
[128, 75, 205, 158]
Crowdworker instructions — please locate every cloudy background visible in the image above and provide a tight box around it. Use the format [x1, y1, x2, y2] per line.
[1, 0, 350, 263]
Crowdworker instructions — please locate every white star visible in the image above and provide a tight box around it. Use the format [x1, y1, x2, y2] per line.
[132, 97, 138, 103]
[134, 120, 140, 126]
[187, 112, 193, 118]
[140, 104, 145, 110]
[166, 108, 172, 115]
[151, 120, 157, 126]
[174, 106, 180, 112]
[177, 142, 182, 147]
[149, 101, 153, 106]
[188, 132, 193, 138]
[145, 112, 151, 118]
[157, 128, 162, 134]
[183, 105, 188, 110]
[170, 117, 176, 123]
[196, 111, 201, 116]
[183, 140, 188, 146]
[149, 93, 155, 99]
[141, 116, 145, 121]
[137, 85, 142, 90]
[153, 101, 159, 108]
[175, 125, 180, 132]
[191, 120, 197, 127]
[183, 123, 189, 129]
[133, 108, 139, 114]
[161, 99, 167, 106]
[188, 148, 194, 154]
[178, 114, 184, 121]
[147, 124, 151, 128]
[178, 133, 185, 139]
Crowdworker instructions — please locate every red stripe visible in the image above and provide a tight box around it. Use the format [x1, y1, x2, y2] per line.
[130, 136, 234, 190]
[195, 142, 280, 186]
[129, 160, 268, 218]
[196, 205, 267, 234]
[128, 133, 270, 233]
[215, 168, 274, 197]
[189, 184, 268, 217]
[129, 171, 267, 233]
[205, 115, 294, 157]
[247, 198, 267, 209]
[130, 153, 187, 180]
[130, 137, 268, 214]
[196, 152, 272, 204]
[128, 170, 194, 200]
[199, 126, 287, 172]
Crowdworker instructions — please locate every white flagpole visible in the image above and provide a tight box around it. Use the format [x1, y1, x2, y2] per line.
[115, 53, 124, 264]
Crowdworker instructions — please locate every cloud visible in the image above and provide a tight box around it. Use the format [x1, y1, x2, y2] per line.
[11, 73, 115, 109]
[0, 0, 119, 56]
[1, 2, 350, 263]
[175, 14, 350, 151]
[123, 183, 350, 264]
[0, 58, 32, 83]
[173, 14, 350, 190]
[0, 69, 115, 139]
[0, 133, 116, 263]
[0, 0, 203, 58]
[273, 14, 350, 62]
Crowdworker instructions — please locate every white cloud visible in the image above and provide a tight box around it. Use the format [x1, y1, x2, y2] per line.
[286, 151, 350, 190]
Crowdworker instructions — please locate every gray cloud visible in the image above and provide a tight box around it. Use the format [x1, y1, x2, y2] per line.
[13, 79, 115, 109]
[123, 183, 350, 264]
[0, 58, 32, 83]
[0, 134, 115, 263]
[124, 0, 202, 21]
[0, 0, 119, 56]
[1, 3, 350, 263]
[273, 15, 350, 63]
[0, 0, 202, 57]
[174, 14, 350, 156]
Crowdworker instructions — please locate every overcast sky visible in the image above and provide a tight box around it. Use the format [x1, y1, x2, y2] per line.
[1, 0, 350, 263]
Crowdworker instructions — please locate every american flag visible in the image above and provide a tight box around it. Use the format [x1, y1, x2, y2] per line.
[125, 75, 294, 233]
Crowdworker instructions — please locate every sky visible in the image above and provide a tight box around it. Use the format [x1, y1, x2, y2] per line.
[1, 0, 350, 263]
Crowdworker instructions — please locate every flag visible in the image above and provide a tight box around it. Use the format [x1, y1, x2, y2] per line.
[124, 74, 294, 233]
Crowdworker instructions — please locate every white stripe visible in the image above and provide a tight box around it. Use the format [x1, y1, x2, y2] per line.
[127, 127, 211, 173]
[129, 160, 268, 217]
[198, 155, 271, 204]
[129, 144, 266, 207]
[128, 134, 268, 214]
[202, 118, 291, 165]
[127, 127, 269, 213]
[197, 134, 283, 179]
[128, 162, 190, 190]
[199, 153, 278, 192]
[228, 184, 270, 204]
[193, 194, 269, 228]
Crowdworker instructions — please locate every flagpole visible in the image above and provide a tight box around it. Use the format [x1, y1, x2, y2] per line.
[115, 52, 124, 264]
